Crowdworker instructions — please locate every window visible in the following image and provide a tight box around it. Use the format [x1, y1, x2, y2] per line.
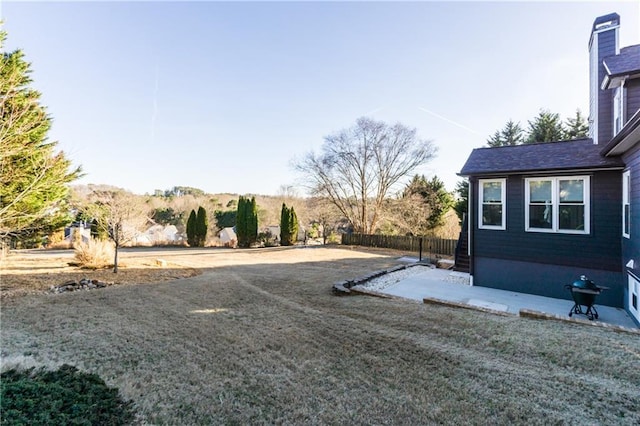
[525, 176, 590, 234]
[479, 179, 505, 230]
[629, 275, 639, 323]
[613, 86, 624, 136]
[623, 170, 630, 238]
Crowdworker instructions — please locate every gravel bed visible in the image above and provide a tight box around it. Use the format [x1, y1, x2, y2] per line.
[353, 265, 433, 292]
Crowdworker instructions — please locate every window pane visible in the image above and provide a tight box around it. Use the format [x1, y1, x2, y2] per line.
[559, 179, 584, 203]
[483, 182, 502, 203]
[529, 205, 552, 228]
[559, 205, 585, 230]
[624, 205, 630, 235]
[529, 180, 551, 203]
[482, 204, 502, 227]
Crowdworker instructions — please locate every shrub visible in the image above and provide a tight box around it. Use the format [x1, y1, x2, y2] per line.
[326, 232, 342, 244]
[46, 229, 71, 249]
[74, 238, 114, 269]
[0, 364, 135, 425]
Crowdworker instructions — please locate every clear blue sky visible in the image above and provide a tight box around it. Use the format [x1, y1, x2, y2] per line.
[2, 1, 639, 195]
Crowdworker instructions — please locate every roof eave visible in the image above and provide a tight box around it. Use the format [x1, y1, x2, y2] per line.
[459, 165, 625, 178]
[602, 71, 640, 89]
[601, 109, 640, 156]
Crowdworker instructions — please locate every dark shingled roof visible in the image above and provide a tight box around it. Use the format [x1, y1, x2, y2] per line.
[459, 138, 624, 176]
[604, 44, 640, 77]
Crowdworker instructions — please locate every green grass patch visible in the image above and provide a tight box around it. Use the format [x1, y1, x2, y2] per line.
[1, 364, 135, 425]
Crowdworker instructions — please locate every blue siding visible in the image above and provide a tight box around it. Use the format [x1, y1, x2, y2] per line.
[472, 171, 622, 270]
[597, 29, 616, 144]
[622, 143, 640, 319]
[474, 257, 623, 307]
[626, 80, 640, 123]
[469, 171, 624, 306]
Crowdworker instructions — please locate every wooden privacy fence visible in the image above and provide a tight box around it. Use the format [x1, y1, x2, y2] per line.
[341, 233, 457, 256]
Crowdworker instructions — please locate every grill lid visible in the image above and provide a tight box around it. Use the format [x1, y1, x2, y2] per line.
[572, 275, 598, 290]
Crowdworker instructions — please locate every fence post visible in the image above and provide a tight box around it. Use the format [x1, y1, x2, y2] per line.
[419, 237, 423, 262]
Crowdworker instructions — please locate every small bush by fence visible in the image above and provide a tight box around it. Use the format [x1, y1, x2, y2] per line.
[341, 233, 457, 257]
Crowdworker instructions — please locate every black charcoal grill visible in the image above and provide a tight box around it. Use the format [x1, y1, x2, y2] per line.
[564, 275, 607, 320]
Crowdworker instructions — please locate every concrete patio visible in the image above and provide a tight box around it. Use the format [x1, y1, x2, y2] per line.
[373, 266, 638, 330]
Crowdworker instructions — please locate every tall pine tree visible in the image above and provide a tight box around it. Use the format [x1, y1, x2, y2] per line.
[0, 29, 82, 244]
[486, 120, 524, 147]
[289, 206, 298, 245]
[525, 110, 565, 143]
[236, 197, 247, 247]
[564, 109, 589, 140]
[280, 203, 288, 245]
[248, 197, 258, 247]
[186, 209, 197, 247]
[236, 196, 258, 248]
[196, 206, 208, 247]
[280, 203, 299, 246]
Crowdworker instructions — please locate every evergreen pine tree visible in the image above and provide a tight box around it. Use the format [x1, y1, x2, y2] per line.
[236, 197, 247, 247]
[501, 120, 525, 145]
[186, 209, 197, 247]
[525, 110, 565, 143]
[280, 203, 289, 245]
[565, 109, 589, 140]
[235, 196, 258, 248]
[248, 197, 258, 247]
[196, 206, 208, 247]
[90, 218, 107, 240]
[486, 120, 524, 147]
[289, 206, 299, 245]
[280, 203, 298, 246]
[0, 29, 82, 243]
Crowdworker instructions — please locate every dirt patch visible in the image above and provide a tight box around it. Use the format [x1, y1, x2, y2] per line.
[0, 251, 201, 299]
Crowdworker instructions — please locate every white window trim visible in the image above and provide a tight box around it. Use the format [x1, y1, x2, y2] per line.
[613, 84, 625, 137]
[613, 88, 621, 136]
[525, 176, 590, 234]
[478, 178, 506, 230]
[623, 170, 630, 239]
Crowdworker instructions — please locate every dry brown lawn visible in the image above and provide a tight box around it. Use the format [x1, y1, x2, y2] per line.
[0, 248, 201, 299]
[1, 246, 639, 425]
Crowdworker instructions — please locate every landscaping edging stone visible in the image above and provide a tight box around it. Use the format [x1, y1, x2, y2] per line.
[332, 263, 428, 295]
[519, 309, 640, 335]
[50, 278, 114, 294]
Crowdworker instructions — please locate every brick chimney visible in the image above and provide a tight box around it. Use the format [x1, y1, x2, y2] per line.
[588, 13, 620, 144]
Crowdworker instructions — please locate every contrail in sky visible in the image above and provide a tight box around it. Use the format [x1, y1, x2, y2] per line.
[150, 65, 159, 144]
[418, 107, 483, 136]
[363, 107, 383, 116]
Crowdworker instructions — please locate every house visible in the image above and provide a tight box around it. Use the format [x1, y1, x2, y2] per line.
[458, 13, 640, 325]
[219, 227, 237, 247]
[64, 223, 91, 244]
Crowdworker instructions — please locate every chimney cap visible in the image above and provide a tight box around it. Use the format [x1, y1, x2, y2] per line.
[592, 13, 620, 32]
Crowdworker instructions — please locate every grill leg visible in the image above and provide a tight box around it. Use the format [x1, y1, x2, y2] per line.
[568, 303, 583, 317]
[584, 305, 599, 320]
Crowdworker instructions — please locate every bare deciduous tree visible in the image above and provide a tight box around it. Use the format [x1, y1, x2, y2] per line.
[307, 197, 342, 244]
[85, 188, 149, 272]
[295, 117, 437, 234]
